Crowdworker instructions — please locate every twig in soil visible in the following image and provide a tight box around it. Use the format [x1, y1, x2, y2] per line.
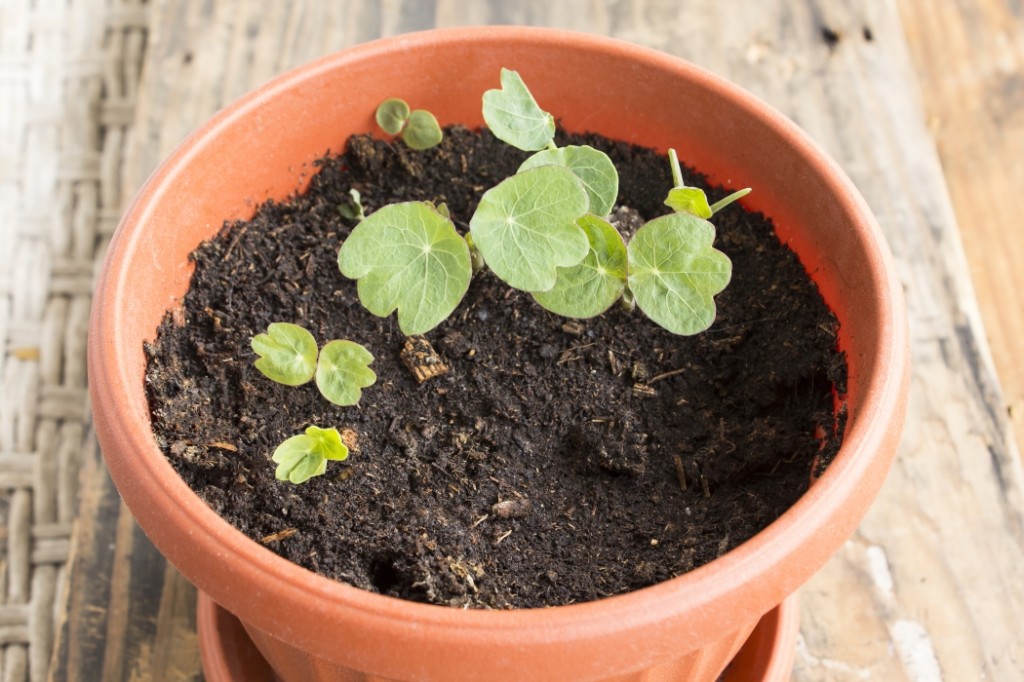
[470, 514, 489, 528]
[632, 383, 657, 399]
[701, 475, 711, 499]
[647, 367, 688, 385]
[495, 529, 513, 544]
[673, 454, 687, 491]
[260, 528, 297, 544]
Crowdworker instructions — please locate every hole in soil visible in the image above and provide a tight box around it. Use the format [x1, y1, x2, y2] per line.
[368, 554, 403, 594]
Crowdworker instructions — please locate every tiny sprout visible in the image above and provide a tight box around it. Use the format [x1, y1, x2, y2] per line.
[375, 98, 443, 150]
[252, 324, 376, 405]
[251, 323, 318, 386]
[339, 188, 366, 222]
[272, 425, 349, 484]
[663, 148, 751, 218]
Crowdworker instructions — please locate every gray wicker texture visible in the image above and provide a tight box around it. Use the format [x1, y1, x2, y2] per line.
[0, 2, 147, 680]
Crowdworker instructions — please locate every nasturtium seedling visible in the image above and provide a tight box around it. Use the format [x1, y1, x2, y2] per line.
[532, 214, 627, 318]
[251, 323, 318, 386]
[338, 188, 366, 222]
[663, 148, 750, 219]
[482, 68, 556, 152]
[518, 145, 619, 217]
[272, 425, 349, 484]
[316, 340, 376, 406]
[374, 98, 444, 150]
[626, 212, 732, 335]
[469, 165, 590, 292]
[338, 201, 472, 335]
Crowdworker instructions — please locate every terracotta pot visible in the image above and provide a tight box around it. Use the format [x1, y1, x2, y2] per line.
[88, 27, 909, 682]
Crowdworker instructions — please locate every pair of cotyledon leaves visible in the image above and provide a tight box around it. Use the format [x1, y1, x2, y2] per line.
[252, 323, 375, 483]
[375, 98, 444, 150]
[252, 322, 376, 406]
[338, 69, 733, 337]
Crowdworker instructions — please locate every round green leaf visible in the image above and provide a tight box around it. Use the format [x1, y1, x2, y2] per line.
[482, 68, 555, 152]
[375, 98, 410, 135]
[469, 165, 589, 292]
[316, 340, 377, 406]
[627, 213, 732, 335]
[519, 145, 619, 217]
[402, 109, 443, 150]
[337, 202, 472, 335]
[251, 323, 317, 386]
[664, 187, 713, 219]
[272, 426, 349, 484]
[532, 215, 627, 318]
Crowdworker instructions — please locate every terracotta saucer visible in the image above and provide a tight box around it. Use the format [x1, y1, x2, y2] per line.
[197, 592, 799, 681]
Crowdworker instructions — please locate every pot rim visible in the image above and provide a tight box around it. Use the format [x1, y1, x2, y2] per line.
[89, 24, 909, 663]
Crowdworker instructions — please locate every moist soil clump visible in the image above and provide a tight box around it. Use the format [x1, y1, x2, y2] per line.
[145, 127, 846, 609]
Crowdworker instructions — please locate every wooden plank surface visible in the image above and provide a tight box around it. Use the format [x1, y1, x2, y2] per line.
[895, 0, 1024, 463]
[55, 1, 1024, 679]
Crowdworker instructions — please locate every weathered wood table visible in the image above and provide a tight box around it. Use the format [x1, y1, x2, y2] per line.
[50, 1, 1024, 679]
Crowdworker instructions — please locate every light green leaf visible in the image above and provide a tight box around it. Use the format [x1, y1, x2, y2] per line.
[272, 425, 349, 484]
[402, 109, 443, 150]
[664, 187, 713, 219]
[376, 98, 410, 135]
[337, 202, 472, 335]
[251, 323, 318, 386]
[469, 165, 589, 292]
[532, 215, 627, 318]
[519, 145, 619, 217]
[627, 213, 732, 335]
[482, 68, 555, 152]
[316, 340, 376, 406]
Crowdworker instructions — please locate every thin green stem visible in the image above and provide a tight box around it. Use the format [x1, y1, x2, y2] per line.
[709, 188, 752, 215]
[546, 140, 559, 151]
[668, 148, 684, 188]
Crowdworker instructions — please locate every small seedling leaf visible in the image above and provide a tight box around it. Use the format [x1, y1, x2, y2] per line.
[272, 425, 349, 484]
[519, 145, 619, 217]
[482, 68, 555, 151]
[627, 213, 732, 335]
[376, 98, 410, 135]
[316, 340, 376, 406]
[469, 165, 589, 292]
[664, 187, 713, 219]
[402, 109, 444, 150]
[532, 215, 627, 318]
[339, 188, 365, 221]
[251, 323, 318, 386]
[337, 202, 472, 335]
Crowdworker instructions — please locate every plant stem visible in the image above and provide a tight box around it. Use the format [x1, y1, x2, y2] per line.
[709, 188, 752, 214]
[668, 148, 684, 188]
[546, 140, 558, 151]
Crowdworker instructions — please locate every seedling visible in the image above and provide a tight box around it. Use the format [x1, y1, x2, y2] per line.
[251, 323, 376, 406]
[251, 324, 374, 483]
[375, 98, 444, 150]
[272, 425, 349, 484]
[338, 188, 366, 222]
[338, 69, 747, 338]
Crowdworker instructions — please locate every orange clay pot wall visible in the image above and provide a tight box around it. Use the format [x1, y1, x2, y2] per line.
[88, 27, 909, 682]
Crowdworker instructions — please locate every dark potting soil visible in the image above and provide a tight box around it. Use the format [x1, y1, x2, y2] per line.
[144, 126, 846, 609]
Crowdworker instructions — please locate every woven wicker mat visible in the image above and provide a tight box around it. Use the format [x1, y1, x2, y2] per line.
[0, 2, 148, 680]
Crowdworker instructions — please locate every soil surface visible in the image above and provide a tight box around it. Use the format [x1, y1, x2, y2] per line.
[145, 127, 846, 609]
